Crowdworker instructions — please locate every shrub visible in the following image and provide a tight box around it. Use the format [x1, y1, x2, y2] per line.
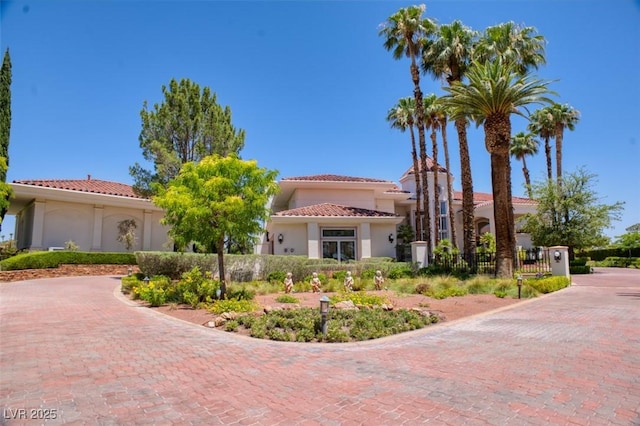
[388, 266, 414, 279]
[527, 276, 570, 294]
[329, 291, 389, 307]
[209, 299, 258, 314]
[275, 294, 299, 303]
[226, 283, 256, 301]
[570, 265, 592, 274]
[428, 286, 468, 300]
[176, 267, 220, 306]
[138, 283, 167, 307]
[267, 271, 287, 284]
[0, 251, 136, 271]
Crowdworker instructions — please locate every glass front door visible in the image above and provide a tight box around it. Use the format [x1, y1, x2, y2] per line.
[322, 240, 356, 262]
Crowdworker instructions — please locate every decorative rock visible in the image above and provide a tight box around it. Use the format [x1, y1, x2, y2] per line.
[381, 303, 394, 311]
[221, 312, 239, 320]
[334, 300, 358, 310]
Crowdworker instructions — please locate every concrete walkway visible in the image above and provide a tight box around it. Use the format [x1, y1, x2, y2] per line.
[1, 268, 639, 425]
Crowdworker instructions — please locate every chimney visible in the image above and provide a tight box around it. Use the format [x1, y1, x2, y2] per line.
[87, 174, 91, 181]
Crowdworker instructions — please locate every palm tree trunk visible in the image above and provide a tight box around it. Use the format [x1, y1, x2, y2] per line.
[411, 61, 431, 255]
[441, 119, 457, 249]
[431, 127, 440, 246]
[409, 126, 422, 240]
[544, 136, 553, 181]
[522, 156, 532, 198]
[485, 115, 514, 279]
[555, 126, 563, 187]
[455, 117, 475, 262]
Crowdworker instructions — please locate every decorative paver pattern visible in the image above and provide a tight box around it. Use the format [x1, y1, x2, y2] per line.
[1, 269, 639, 424]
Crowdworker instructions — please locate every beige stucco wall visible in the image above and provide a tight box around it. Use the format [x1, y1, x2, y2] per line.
[271, 224, 308, 256]
[289, 188, 375, 210]
[370, 224, 397, 258]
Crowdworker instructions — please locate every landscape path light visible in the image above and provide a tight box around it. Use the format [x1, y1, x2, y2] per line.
[517, 275, 523, 299]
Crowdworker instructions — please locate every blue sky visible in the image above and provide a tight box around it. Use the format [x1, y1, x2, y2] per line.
[1, 0, 638, 240]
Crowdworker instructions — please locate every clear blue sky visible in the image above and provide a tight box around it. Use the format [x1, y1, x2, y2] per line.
[1, 0, 638, 240]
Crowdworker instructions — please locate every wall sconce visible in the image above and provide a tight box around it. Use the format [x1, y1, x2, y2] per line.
[388, 233, 394, 244]
[554, 250, 561, 262]
[277, 233, 284, 244]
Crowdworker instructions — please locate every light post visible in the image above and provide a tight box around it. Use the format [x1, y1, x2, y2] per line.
[143, 276, 150, 286]
[319, 295, 330, 339]
[517, 275, 523, 299]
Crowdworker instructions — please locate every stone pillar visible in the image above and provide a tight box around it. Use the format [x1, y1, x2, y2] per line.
[360, 223, 371, 259]
[143, 210, 153, 251]
[549, 245, 570, 278]
[30, 200, 46, 250]
[307, 222, 319, 259]
[91, 206, 104, 251]
[411, 241, 429, 268]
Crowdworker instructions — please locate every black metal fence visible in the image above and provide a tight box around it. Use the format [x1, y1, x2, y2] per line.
[424, 247, 551, 276]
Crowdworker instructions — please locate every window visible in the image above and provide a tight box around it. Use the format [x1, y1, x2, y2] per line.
[439, 201, 448, 240]
[321, 228, 356, 261]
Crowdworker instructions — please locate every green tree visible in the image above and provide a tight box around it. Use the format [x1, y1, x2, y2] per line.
[386, 97, 422, 240]
[614, 230, 640, 258]
[117, 219, 137, 252]
[153, 155, 278, 297]
[421, 20, 477, 260]
[130, 78, 245, 197]
[510, 131, 539, 198]
[522, 168, 624, 258]
[380, 4, 437, 251]
[423, 93, 441, 245]
[0, 49, 12, 229]
[0, 158, 12, 219]
[443, 60, 554, 278]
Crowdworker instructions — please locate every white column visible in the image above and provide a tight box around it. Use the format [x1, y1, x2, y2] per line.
[143, 210, 153, 250]
[550, 245, 570, 278]
[30, 200, 46, 250]
[360, 223, 371, 259]
[411, 241, 429, 268]
[91, 206, 104, 251]
[307, 222, 319, 259]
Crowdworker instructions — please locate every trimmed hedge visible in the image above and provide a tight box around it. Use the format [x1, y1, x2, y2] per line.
[0, 251, 136, 271]
[578, 247, 640, 261]
[134, 252, 412, 282]
[526, 276, 570, 294]
[569, 265, 591, 274]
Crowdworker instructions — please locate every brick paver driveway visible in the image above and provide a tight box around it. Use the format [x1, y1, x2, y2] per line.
[1, 268, 639, 425]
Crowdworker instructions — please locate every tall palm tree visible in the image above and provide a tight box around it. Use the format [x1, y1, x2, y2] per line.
[528, 108, 555, 180]
[435, 100, 458, 250]
[380, 4, 436, 252]
[443, 60, 554, 278]
[550, 103, 580, 186]
[473, 21, 546, 75]
[510, 132, 539, 198]
[421, 19, 478, 261]
[387, 97, 422, 240]
[424, 94, 440, 245]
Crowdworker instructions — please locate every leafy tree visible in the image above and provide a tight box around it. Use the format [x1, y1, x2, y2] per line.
[386, 97, 422, 240]
[380, 4, 437, 252]
[521, 168, 624, 258]
[153, 155, 278, 297]
[478, 232, 496, 253]
[421, 20, 478, 260]
[0, 158, 12, 220]
[0, 49, 11, 229]
[130, 78, 245, 197]
[117, 219, 137, 252]
[443, 60, 553, 278]
[510, 131, 539, 198]
[626, 223, 640, 233]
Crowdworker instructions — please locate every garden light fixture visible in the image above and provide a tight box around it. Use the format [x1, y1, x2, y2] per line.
[388, 233, 394, 243]
[278, 233, 284, 244]
[143, 276, 150, 285]
[517, 275, 523, 299]
[554, 250, 561, 262]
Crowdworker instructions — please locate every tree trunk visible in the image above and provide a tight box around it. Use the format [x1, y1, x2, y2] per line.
[441, 119, 457, 250]
[544, 136, 553, 181]
[411, 61, 431, 255]
[522, 157, 532, 198]
[409, 126, 422, 241]
[431, 128, 440, 246]
[555, 126, 563, 188]
[455, 117, 475, 262]
[485, 115, 514, 279]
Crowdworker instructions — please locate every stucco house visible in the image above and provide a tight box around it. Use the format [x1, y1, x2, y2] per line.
[256, 160, 537, 260]
[8, 160, 536, 258]
[8, 176, 171, 252]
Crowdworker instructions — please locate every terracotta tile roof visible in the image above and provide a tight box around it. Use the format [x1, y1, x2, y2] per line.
[453, 191, 536, 205]
[401, 158, 448, 178]
[13, 178, 143, 199]
[274, 203, 398, 218]
[281, 174, 392, 183]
